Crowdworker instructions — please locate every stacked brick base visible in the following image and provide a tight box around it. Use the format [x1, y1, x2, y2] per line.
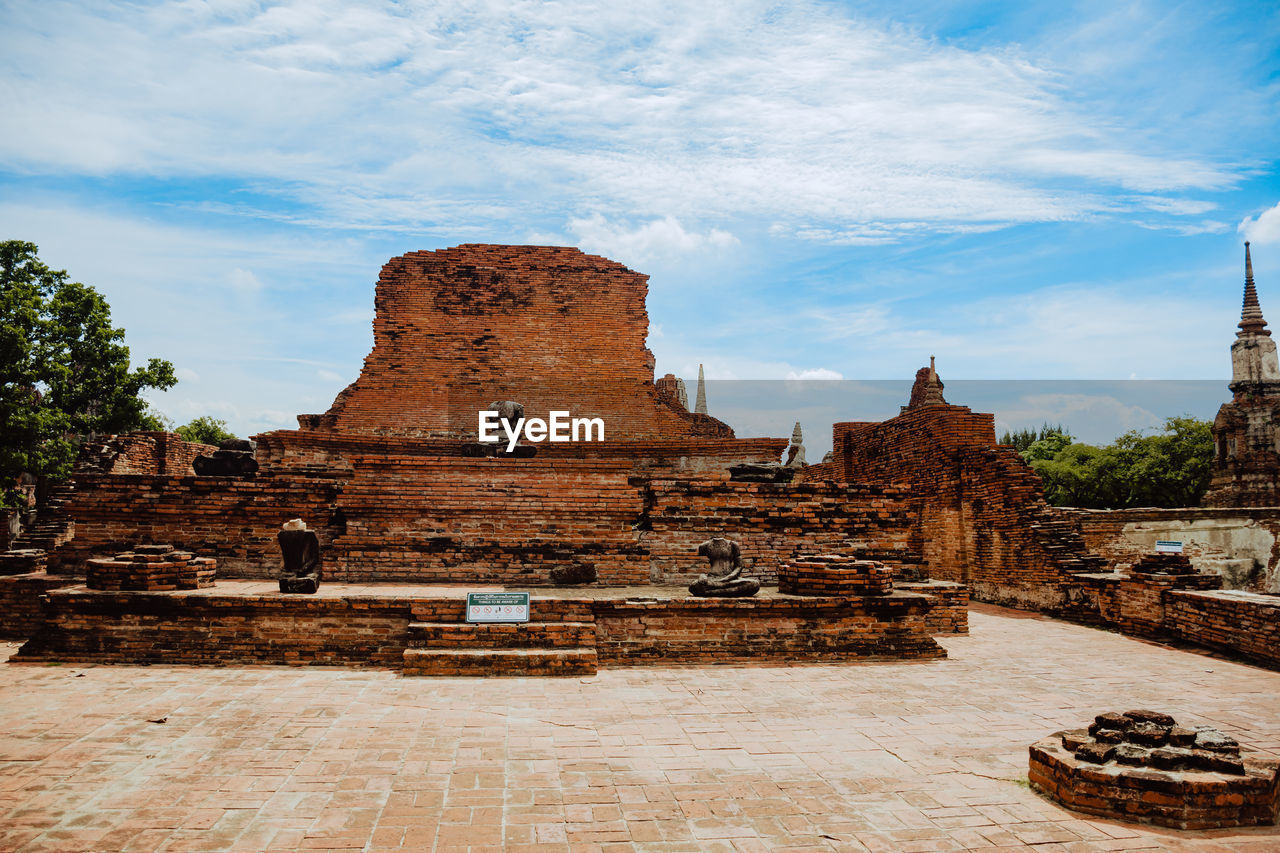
[86, 545, 216, 591]
[14, 583, 947, 673]
[777, 555, 894, 596]
[1029, 733, 1280, 829]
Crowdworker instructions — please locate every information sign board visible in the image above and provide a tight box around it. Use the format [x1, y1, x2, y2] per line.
[465, 592, 530, 623]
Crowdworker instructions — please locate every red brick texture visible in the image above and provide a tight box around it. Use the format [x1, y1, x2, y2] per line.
[592, 593, 944, 664]
[0, 572, 76, 640]
[641, 480, 918, 585]
[86, 548, 216, 592]
[777, 555, 894, 596]
[897, 580, 968, 634]
[803, 404, 1102, 610]
[76, 431, 215, 476]
[51, 466, 917, 588]
[14, 588, 414, 666]
[1059, 570, 1280, 670]
[1163, 589, 1280, 669]
[254, 428, 786, 477]
[328, 456, 648, 584]
[49, 473, 343, 576]
[303, 244, 732, 440]
[16, 585, 946, 669]
[1029, 734, 1280, 830]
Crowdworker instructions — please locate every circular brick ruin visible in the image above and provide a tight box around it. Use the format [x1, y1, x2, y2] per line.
[1029, 710, 1280, 829]
[777, 554, 893, 596]
[86, 544, 217, 592]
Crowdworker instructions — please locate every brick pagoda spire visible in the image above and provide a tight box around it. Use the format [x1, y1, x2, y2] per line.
[1206, 243, 1280, 506]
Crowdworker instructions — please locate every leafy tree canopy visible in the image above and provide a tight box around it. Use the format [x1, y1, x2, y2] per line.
[1021, 416, 1213, 509]
[1, 240, 176, 504]
[175, 416, 238, 446]
[999, 422, 1067, 454]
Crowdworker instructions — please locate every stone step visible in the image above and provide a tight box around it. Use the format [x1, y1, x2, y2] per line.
[407, 620, 596, 649]
[401, 647, 597, 677]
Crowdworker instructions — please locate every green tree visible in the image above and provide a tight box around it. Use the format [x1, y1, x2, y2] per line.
[1028, 416, 1213, 509]
[175, 416, 237, 446]
[0, 241, 176, 504]
[1000, 422, 1068, 454]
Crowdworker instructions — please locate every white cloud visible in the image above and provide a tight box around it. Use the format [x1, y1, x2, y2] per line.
[1240, 202, 1280, 245]
[175, 367, 200, 382]
[785, 368, 844, 380]
[0, 0, 1241, 241]
[568, 215, 737, 266]
[229, 268, 263, 293]
[316, 369, 344, 383]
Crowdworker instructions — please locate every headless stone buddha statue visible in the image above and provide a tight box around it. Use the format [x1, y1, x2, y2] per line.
[277, 518, 322, 593]
[688, 537, 760, 597]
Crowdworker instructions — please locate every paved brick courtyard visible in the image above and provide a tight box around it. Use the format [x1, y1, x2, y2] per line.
[2, 604, 1279, 852]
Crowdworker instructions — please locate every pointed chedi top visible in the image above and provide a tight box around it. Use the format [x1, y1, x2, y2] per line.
[1239, 241, 1271, 338]
[908, 356, 947, 408]
[694, 363, 708, 415]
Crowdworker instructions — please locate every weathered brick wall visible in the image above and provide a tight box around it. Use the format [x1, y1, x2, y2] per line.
[1089, 573, 1222, 639]
[15, 589, 413, 666]
[1070, 506, 1280, 591]
[16, 586, 946, 667]
[1164, 589, 1280, 669]
[640, 480, 919, 584]
[50, 473, 344, 575]
[592, 593, 944, 664]
[1058, 571, 1280, 671]
[78, 432, 215, 476]
[897, 580, 968, 633]
[306, 244, 732, 440]
[255, 429, 785, 477]
[328, 456, 649, 584]
[54, 456, 914, 585]
[805, 405, 1098, 609]
[0, 572, 77, 640]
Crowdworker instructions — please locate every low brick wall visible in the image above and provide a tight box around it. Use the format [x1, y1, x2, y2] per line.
[1061, 572, 1280, 670]
[14, 589, 415, 666]
[15, 585, 947, 669]
[643, 479, 918, 584]
[0, 572, 79, 641]
[898, 580, 968, 634]
[592, 592, 944, 665]
[1164, 590, 1280, 670]
[1070, 506, 1280, 591]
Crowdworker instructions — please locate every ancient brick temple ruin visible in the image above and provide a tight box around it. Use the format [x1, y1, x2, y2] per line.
[5, 242, 1280, 682]
[1205, 242, 1280, 507]
[7, 244, 973, 673]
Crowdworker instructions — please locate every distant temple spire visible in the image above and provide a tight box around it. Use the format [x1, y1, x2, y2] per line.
[908, 357, 947, 409]
[694, 364, 707, 415]
[1239, 241, 1271, 338]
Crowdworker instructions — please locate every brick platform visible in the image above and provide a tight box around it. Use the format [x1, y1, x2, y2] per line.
[0, 549, 46, 576]
[898, 579, 969, 633]
[0, 570, 77, 640]
[13, 581, 946, 671]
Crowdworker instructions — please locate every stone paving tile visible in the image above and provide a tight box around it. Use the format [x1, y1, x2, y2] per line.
[1, 604, 1280, 851]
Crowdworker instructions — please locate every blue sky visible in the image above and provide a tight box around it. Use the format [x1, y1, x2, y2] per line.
[2, 0, 1279, 441]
